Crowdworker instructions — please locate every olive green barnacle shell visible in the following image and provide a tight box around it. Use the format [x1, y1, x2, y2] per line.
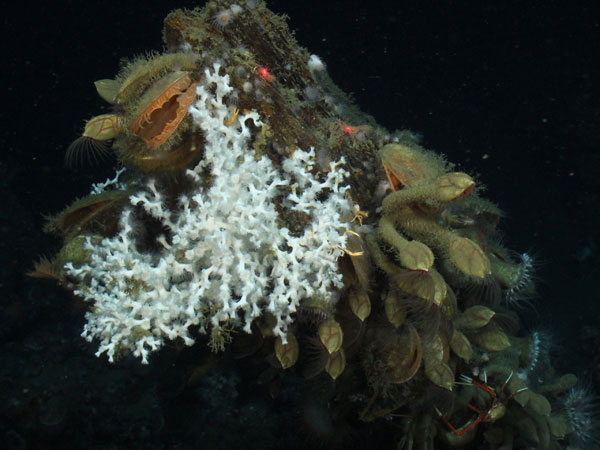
[318, 319, 343, 354]
[388, 323, 422, 384]
[424, 359, 454, 391]
[471, 329, 511, 352]
[274, 333, 299, 369]
[527, 392, 551, 417]
[384, 290, 407, 328]
[349, 289, 371, 322]
[454, 305, 496, 330]
[450, 329, 473, 362]
[325, 348, 346, 380]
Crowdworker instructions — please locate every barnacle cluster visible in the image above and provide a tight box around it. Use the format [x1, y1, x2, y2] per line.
[33, 1, 596, 448]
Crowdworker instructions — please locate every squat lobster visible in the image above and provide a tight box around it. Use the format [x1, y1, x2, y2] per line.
[436, 371, 528, 436]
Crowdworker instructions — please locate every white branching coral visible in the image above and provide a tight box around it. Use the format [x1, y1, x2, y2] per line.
[65, 63, 352, 363]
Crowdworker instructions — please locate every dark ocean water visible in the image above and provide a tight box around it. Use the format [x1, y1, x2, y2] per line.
[2, 1, 599, 448]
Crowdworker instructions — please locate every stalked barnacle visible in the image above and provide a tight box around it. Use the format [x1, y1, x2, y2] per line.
[114, 52, 199, 105]
[469, 328, 512, 352]
[392, 266, 448, 305]
[380, 143, 445, 191]
[450, 328, 473, 362]
[318, 319, 344, 355]
[338, 228, 370, 291]
[65, 114, 123, 167]
[44, 189, 131, 240]
[423, 333, 454, 391]
[94, 78, 121, 104]
[348, 288, 371, 322]
[275, 333, 299, 369]
[454, 305, 496, 330]
[361, 323, 423, 414]
[325, 348, 346, 380]
[366, 231, 446, 304]
[114, 70, 202, 171]
[296, 296, 334, 328]
[376, 142, 490, 279]
[67, 52, 201, 172]
[299, 310, 348, 379]
[383, 289, 407, 328]
[129, 71, 197, 149]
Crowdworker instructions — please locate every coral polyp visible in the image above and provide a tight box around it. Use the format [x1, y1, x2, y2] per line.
[34, 1, 582, 448]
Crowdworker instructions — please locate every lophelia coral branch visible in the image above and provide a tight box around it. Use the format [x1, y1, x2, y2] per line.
[65, 63, 352, 363]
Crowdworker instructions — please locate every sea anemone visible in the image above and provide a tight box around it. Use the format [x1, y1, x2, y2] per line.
[230, 4, 243, 16]
[503, 252, 536, 307]
[564, 385, 600, 445]
[213, 9, 234, 30]
[517, 329, 551, 386]
[489, 249, 536, 309]
[308, 54, 326, 73]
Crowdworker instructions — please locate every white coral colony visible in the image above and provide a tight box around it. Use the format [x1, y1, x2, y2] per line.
[66, 64, 352, 363]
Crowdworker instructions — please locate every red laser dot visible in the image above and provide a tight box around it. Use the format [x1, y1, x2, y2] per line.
[258, 67, 271, 80]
